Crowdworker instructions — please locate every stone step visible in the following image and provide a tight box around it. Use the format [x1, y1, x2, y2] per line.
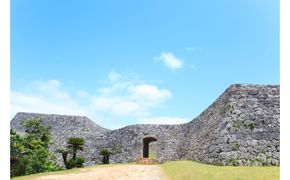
[136, 158, 158, 164]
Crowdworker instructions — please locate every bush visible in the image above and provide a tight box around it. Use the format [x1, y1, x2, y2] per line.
[44, 161, 63, 172]
[10, 156, 30, 177]
[10, 119, 61, 177]
[99, 148, 112, 164]
[67, 137, 85, 160]
[228, 158, 240, 166]
[67, 157, 85, 169]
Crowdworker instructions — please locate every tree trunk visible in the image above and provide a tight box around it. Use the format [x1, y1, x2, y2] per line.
[73, 149, 76, 160]
[102, 155, 109, 164]
[62, 152, 68, 169]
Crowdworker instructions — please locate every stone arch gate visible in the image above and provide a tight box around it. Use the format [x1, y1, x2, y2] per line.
[142, 136, 157, 158]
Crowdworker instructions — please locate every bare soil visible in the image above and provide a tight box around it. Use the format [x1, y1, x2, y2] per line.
[36, 164, 167, 180]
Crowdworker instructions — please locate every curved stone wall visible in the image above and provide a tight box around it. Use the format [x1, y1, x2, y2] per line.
[11, 84, 280, 166]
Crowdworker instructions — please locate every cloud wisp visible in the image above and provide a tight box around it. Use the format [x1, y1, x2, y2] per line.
[155, 51, 183, 70]
[11, 71, 189, 129]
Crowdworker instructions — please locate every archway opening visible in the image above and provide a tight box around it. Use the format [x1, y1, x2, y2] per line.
[143, 137, 157, 158]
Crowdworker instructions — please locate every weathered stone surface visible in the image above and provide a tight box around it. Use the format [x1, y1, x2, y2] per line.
[11, 84, 280, 166]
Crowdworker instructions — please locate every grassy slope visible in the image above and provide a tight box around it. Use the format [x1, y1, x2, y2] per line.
[161, 161, 280, 180]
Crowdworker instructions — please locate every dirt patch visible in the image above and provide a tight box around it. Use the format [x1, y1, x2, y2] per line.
[36, 165, 167, 180]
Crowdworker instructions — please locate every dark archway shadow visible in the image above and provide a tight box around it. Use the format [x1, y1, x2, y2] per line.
[143, 137, 157, 158]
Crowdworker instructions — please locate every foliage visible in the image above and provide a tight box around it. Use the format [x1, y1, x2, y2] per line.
[56, 148, 72, 169]
[66, 157, 85, 169]
[227, 158, 240, 166]
[10, 130, 29, 176]
[99, 148, 112, 156]
[56, 137, 86, 169]
[10, 119, 62, 177]
[21, 118, 51, 147]
[98, 146, 122, 164]
[67, 137, 85, 159]
[99, 148, 112, 164]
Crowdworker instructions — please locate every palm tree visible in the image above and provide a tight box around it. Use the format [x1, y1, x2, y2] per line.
[99, 148, 112, 164]
[56, 148, 71, 169]
[67, 137, 85, 160]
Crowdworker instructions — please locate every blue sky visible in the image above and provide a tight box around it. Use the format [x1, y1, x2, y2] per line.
[11, 0, 279, 129]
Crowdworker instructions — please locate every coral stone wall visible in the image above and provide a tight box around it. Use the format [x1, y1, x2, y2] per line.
[11, 84, 280, 166]
[183, 84, 280, 165]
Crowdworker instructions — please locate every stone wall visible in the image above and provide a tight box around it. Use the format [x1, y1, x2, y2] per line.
[182, 84, 280, 166]
[11, 113, 110, 166]
[11, 84, 280, 166]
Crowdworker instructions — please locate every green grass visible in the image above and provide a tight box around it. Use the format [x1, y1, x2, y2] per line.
[161, 160, 280, 180]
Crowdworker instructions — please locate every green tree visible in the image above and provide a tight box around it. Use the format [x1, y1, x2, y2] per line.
[10, 119, 62, 177]
[21, 118, 51, 147]
[99, 148, 112, 164]
[67, 137, 85, 160]
[56, 148, 71, 169]
[10, 130, 30, 176]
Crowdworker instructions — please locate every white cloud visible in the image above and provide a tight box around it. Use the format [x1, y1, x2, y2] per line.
[91, 96, 141, 116]
[11, 71, 189, 129]
[11, 80, 93, 118]
[111, 100, 140, 116]
[128, 84, 172, 105]
[155, 51, 183, 69]
[92, 82, 172, 117]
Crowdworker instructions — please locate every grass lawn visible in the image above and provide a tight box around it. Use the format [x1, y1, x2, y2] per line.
[161, 160, 280, 180]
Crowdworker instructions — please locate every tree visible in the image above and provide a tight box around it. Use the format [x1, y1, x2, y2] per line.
[99, 148, 112, 164]
[10, 119, 62, 177]
[21, 118, 51, 147]
[67, 137, 85, 160]
[56, 148, 71, 169]
[10, 130, 30, 176]
[56, 137, 86, 169]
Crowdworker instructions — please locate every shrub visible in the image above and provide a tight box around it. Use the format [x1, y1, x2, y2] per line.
[67, 157, 85, 169]
[228, 158, 240, 166]
[56, 148, 71, 169]
[100, 148, 112, 164]
[67, 137, 85, 159]
[56, 137, 86, 169]
[10, 119, 61, 177]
